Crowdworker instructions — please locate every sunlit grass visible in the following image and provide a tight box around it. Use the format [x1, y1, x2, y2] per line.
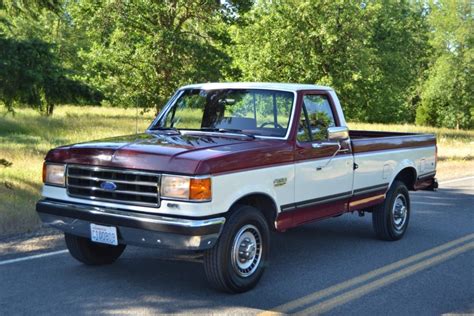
[1, 105, 472, 235]
[0, 105, 155, 235]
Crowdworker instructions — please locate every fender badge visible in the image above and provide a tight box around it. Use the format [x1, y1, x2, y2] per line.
[273, 178, 287, 187]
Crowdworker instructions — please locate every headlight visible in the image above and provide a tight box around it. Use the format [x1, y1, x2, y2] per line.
[161, 175, 211, 201]
[42, 163, 66, 187]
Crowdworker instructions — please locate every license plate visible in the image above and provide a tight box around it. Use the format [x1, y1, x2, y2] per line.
[90, 224, 118, 246]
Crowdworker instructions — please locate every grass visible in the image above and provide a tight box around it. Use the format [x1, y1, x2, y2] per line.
[1, 105, 473, 236]
[0, 105, 155, 236]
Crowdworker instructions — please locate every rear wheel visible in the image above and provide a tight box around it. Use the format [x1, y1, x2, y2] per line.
[372, 181, 410, 241]
[203, 205, 270, 293]
[65, 233, 126, 265]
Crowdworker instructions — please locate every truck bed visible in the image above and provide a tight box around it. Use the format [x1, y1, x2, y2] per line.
[349, 130, 436, 153]
[349, 129, 437, 196]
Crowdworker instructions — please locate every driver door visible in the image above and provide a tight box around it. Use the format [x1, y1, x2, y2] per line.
[293, 92, 353, 225]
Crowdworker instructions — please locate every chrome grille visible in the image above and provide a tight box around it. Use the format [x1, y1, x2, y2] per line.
[66, 165, 160, 207]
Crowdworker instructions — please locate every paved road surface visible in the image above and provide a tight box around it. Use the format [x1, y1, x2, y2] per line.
[1, 178, 473, 315]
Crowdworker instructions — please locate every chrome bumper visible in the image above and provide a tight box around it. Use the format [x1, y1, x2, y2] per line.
[36, 199, 225, 250]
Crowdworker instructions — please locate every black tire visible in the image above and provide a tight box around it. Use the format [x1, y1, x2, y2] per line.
[372, 180, 410, 241]
[203, 205, 270, 293]
[65, 233, 126, 265]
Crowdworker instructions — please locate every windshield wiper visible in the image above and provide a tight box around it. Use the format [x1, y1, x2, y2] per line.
[149, 127, 181, 134]
[200, 128, 255, 139]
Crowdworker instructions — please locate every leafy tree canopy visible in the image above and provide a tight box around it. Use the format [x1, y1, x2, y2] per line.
[0, 0, 100, 115]
[0, 0, 471, 129]
[416, 0, 473, 129]
[72, 0, 252, 112]
[229, 0, 429, 123]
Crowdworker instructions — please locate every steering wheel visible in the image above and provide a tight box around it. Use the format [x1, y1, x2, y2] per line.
[259, 122, 284, 129]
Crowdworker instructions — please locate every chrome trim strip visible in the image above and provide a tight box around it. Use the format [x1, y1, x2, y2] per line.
[280, 191, 353, 212]
[161, 197, 211, 203]
[352, 145, 436, 157]
[297, 193, 353, 209]
[353, 183, 389, 196]
[67, 174, 157, 187]
[67, 184, 158, 197]
[68, 164, 161, 177]
[417, 171, 436, 180]
[63, 194, 160, 208]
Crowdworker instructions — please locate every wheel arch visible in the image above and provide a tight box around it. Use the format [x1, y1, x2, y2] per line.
[391, 166, 418, 191]
[227, 193, 279, 231]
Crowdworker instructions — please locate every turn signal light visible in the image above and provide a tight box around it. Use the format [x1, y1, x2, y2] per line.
[42, 162, 47, 183]
[190, 178, 212, 201]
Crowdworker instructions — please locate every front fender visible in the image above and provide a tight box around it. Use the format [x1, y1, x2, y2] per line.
[211, 165, 295, 215]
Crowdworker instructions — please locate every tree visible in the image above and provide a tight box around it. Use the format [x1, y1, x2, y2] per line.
[72, 0, 251, 112]
[0, 0, 101, 115]
[0, 37, 101, 115]
[229, 0, 429, 123]
[1, 0, 470, 127]
[416, 0, 473, 129]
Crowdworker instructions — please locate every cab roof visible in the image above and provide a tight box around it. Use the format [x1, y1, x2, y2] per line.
[180, 82, 333, 92]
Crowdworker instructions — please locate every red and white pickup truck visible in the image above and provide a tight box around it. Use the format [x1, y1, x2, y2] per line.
[37, 83, 437, 292]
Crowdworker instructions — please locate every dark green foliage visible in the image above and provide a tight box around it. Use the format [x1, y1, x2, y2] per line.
[0, 158, 13, 167]
[0, 37, 100, 115]
[0, 0, 471, 129]
[72, 0, 252, 112]
[229, 1, 430, 124]
[0, 0, 101, 115]
[415, 1, 473, 129]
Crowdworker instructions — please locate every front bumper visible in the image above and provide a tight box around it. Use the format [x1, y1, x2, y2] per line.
[36, 199, 225, 250]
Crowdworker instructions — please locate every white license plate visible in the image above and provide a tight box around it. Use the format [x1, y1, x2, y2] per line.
[90, 224, 118, 246]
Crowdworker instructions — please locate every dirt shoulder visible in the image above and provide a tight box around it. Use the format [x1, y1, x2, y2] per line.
[0, 228, 64, 260]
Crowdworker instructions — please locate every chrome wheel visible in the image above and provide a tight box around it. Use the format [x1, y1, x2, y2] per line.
[392, 193, 408, 231]
[231, 224, 262, 278]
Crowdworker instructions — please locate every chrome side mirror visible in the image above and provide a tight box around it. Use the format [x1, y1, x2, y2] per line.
[327, 126, 349, 141]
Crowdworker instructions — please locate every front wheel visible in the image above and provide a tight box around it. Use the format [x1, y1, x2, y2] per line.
[203, 205, 270, 293]
[372, 180, 410, 241]
[65, 233, 126, 265]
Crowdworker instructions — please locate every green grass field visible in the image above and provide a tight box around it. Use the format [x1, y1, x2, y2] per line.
[1, 105, 473, 236]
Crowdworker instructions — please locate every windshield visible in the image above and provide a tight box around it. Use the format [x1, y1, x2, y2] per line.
[152, 89, 295, 137]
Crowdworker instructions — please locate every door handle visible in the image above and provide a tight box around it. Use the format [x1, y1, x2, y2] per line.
[313, 142, 342, 170]
[311, 142, 338, 149]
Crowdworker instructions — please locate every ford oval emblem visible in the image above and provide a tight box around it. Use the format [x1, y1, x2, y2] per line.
[100, 181, 117, 191]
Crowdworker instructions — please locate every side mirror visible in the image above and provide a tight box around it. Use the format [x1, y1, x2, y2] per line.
[328, 126, 349, 141]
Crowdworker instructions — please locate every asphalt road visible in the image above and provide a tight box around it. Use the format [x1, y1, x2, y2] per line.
[1, 177, 473, 315]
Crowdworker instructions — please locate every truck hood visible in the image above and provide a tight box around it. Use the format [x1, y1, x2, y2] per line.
[46, 132, 294, 175]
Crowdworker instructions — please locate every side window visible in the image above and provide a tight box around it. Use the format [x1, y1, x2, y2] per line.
[297, 95, 336, 142]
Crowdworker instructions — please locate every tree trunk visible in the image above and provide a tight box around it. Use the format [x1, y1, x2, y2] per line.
[47, 102, 55, 116]
[4, 99, 15, 116]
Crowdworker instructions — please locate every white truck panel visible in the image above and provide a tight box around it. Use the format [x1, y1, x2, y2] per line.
[353, 146, 437, 191]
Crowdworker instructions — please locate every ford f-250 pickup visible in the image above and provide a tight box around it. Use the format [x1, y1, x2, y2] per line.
[37, 83, 437, 293]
